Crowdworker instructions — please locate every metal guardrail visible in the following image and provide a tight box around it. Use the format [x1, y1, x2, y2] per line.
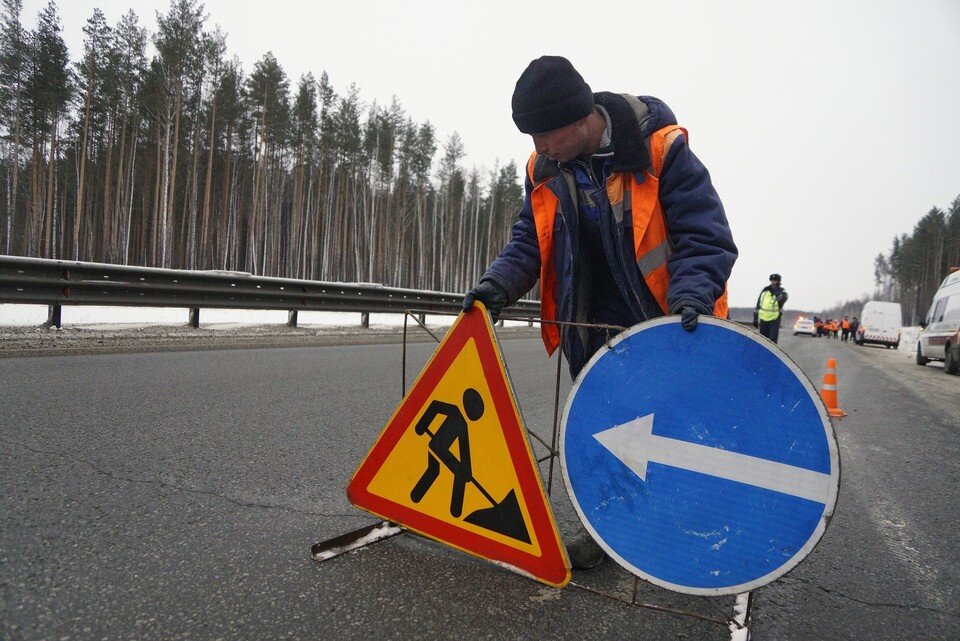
[0, 255, 541, 328]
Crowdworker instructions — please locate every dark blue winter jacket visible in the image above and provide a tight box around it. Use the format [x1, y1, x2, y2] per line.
[483, 93, 737, 376]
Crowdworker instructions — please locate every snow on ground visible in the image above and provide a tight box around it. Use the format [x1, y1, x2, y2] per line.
[0, 303, 529, 330]
[898, 326, 921, 352]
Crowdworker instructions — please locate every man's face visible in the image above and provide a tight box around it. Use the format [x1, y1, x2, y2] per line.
[531, 117, 589, 162]
[771, 279, 780, 287]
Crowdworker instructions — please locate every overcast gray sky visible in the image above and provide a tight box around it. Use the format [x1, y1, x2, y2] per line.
[22, 0, 960, 310]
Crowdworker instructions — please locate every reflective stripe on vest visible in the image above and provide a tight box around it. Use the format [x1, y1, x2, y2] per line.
[528, 124, 729, 355]
[528, 152, 561, 353]
[758, 290, 780, 322]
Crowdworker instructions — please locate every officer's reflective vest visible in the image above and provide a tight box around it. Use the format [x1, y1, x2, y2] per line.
[757, 290, 781, 322]
[528, 124, 729, 354]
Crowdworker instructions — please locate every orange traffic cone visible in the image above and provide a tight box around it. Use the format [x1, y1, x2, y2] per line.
[820, 358, 847, 418]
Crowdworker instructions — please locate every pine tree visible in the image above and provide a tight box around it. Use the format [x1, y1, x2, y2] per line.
[0, 0, 29, 254]
[437, 132, 465, 290]
[244, 51, 290, 275]
[73, 7, 111, 260]
[112, 9, 147, 264]
[213, 58, 243, 270]
[28, 0, 70, 257]
[290, 72, 317, 277]
[153, 0, 205, 267]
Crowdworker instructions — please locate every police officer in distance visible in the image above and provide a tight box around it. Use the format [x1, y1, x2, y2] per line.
[754, 273, 788, 344]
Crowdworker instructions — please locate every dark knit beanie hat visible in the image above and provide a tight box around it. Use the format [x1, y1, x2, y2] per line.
[511, 56, 594, 134]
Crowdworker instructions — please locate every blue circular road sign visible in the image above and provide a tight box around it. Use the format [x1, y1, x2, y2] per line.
[560, 317, 840, 595]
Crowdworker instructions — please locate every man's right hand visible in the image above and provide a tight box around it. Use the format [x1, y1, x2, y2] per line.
[462, 280, 508, 317]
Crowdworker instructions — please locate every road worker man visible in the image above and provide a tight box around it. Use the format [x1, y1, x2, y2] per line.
[461, 55, 738, 568]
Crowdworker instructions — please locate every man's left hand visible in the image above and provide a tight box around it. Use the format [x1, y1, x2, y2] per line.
[680, 305, 699, 332]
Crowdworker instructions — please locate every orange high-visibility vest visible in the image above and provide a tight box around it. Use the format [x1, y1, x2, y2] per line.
[842, 319, 850, 330]
[528, 124, 728, 354]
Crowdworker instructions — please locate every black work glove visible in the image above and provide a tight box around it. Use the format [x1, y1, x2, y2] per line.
[680, 305, 699, 332]
[462, 280, 508, 317]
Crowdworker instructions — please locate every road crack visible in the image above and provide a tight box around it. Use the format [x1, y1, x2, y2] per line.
[1, 435, 356, 520]
[780, 576, 959, 619]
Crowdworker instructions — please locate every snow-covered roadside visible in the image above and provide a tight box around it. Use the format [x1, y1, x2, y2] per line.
[0, 303, 447, 329]
[0, 303, 538, 357]
[0, 303, 532, 330]
[898, 326, 921, 352]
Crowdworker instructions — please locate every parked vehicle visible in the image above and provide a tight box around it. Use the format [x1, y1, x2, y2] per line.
[855, 301, 902, 348]
[916, 268, 960, 375]
[793, 318, 816, 336]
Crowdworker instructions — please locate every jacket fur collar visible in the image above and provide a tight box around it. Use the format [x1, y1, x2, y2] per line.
[531, 93, 675, 183]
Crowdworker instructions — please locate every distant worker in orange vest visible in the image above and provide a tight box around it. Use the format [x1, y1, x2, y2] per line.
[461, 55, 738, 568]
[824, 319, 836, 338]
[840, 316, 851, 342]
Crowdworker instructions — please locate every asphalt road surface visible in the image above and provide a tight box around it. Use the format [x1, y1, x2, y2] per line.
[2, 327, 958, 640]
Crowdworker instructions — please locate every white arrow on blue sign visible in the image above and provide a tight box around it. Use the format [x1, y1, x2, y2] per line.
[560, 316, 840, 596]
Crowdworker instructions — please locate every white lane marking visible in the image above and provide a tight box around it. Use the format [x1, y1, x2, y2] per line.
[593, 414, 832, 503]
[729, 592, 751, 640]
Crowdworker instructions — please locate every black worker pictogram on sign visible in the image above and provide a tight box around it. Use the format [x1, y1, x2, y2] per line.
[347, 302, 569, 587]
[409, 389, 530, 543]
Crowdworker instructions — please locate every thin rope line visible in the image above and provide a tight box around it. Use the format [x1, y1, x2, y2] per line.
[401, 307, 629, 335]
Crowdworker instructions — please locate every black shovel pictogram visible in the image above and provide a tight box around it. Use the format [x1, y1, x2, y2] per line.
[410, 388, 530, 544]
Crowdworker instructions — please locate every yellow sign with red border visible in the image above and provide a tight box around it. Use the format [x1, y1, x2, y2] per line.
[347, 303, 570, 587]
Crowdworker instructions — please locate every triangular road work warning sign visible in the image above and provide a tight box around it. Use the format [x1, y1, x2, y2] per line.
[347, 303, 570, 587]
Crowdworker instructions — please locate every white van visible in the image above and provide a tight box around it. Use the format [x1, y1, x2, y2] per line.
[916, 268, 960, 375]
[855, 301, 902, 348]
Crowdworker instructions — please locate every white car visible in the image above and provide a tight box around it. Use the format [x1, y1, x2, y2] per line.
[917, 269, 960, 375]
[793, 318, 816, 336]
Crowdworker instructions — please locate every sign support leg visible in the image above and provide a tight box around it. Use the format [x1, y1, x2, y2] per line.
[311, 521, 404, 562]
[546, 335, 563, 496]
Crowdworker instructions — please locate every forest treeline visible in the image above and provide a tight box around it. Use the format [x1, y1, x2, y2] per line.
[0, 0, 525, 294]
[873, 196, 960, 324]
[813, 196, 960, 325]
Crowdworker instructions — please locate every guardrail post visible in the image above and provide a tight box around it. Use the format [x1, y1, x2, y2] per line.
[44, 304, 62, 329]
[287, 310, 298, 327]
[361, 312, 370, 328]
[189, 308, 200, 328]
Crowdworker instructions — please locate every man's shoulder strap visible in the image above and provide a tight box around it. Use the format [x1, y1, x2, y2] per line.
[618, 94, 686, 178]
[618, 93, 651, 134]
